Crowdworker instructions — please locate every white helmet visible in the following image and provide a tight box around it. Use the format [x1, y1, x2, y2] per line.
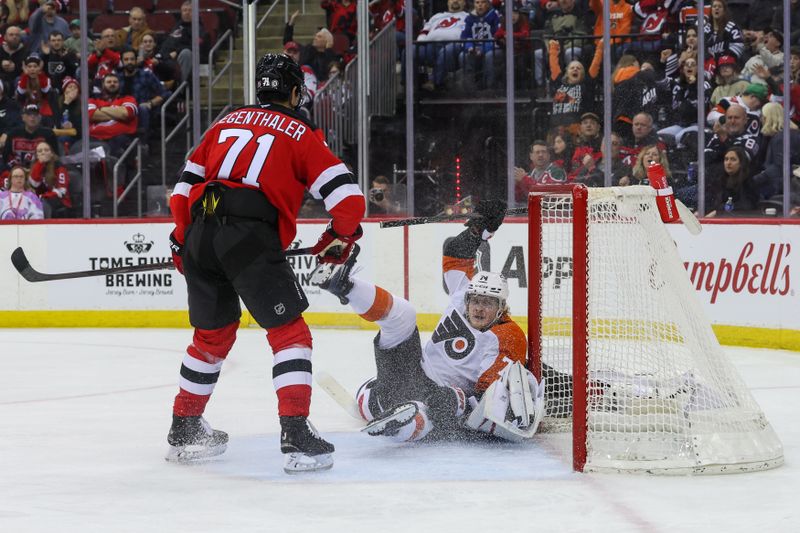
[465, 271, 509, 324]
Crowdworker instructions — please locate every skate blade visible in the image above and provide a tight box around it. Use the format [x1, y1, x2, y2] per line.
[283, 452, 334, 474]
[361, 404, 417, 436]
[165, 443, 227, 463]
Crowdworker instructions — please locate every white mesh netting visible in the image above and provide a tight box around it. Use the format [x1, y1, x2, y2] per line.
[535, 186, 783, 474]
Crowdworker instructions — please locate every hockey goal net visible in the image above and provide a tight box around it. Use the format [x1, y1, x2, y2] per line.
[527, 185, 783, 474]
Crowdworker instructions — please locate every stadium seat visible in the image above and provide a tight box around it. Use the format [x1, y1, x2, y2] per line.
[114, 0, 155, 13]
[147, 12, 177, 34]
[91, 13, 130, 34]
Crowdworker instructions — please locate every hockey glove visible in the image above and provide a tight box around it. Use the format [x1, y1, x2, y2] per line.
[169, 230, 184, 274]
[311, 222, 363, 264]
[466, 199, 507, 239]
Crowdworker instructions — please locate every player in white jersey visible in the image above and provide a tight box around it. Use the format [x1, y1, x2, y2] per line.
[315, 200, 545, 442]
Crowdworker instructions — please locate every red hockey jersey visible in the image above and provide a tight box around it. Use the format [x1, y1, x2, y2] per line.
[171, 103, 365, 248]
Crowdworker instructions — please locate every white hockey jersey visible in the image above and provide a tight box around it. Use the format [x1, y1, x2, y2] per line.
[0, 190, 44, 220]
[417, 11, 468, 42]
[420, 253, 527, 398]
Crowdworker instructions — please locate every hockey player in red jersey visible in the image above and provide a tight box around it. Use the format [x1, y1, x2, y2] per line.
[316, 200, 545, 443]
[165, 53, 365, 473]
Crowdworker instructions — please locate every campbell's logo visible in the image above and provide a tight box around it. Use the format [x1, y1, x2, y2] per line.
[684, 242, 791, 304]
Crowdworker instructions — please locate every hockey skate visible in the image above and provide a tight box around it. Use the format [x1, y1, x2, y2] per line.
[280, 416, 334, 474]
[362, 402, 423, 438]
[165, 415, 228, 463]
[310, 244, 360, 304]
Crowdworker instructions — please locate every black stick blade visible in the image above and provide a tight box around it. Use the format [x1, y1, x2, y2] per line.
[10, 247, 46, 282]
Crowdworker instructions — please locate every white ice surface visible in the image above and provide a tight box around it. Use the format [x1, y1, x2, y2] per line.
[1, 328, 798, 533]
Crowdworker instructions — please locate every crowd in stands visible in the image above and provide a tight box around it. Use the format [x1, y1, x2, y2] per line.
[309, 0, 800, 216]
[0, 0, 225, 219]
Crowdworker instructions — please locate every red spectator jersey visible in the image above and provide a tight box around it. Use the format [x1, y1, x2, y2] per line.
[29, 162, 72, 208]
[170, 103, 365, 248]
[87, 96, 138, 139]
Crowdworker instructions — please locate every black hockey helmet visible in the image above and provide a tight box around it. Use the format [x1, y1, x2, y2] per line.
[255, 52, 306, 107]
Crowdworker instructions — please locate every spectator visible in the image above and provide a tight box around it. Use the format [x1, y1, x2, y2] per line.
[751, 102, 800, 199]
[414, 0, 468, 91]
[588, 0, 634, 58]
[15, 54, 55, 126]
[513, 139, 567, 202]
[742, 28, 784, 84]
[115, 7, 152, 52]
[706, 146, 759, 215]
[29, 140, 71, 217]
[574, 131, 632, 186]
[704, 0, 744, 62]
[547, 129, 574, 170]
[459, 0, 501, 91]
[87, 72, 138, 156]
[53, 76, 80, 148]
[657, 57, 711, 148]
[368, 175, 404, 215]
[26, 0, 69, 54]
[706, 82, 767, 131]
[159, 0, 210, 84]
[369, 0, 416, 52]
[88, 28, 122, 87]
[752, 62, 800, 127]
[534, 0, 589, 86]
[662, 26, 699, 79]
[282, 41, 318, 118]
[493, 2, 531, 82]
[0, 165, 44, 219]
[547, 38, 601, 135]
[620, 111, 667, 166]
[5, 0, 29, 27]
[138, 31, 179, 90]
[0, 80, 21, 141]
[1, 104, 59, 169]
[0, 25, 26, 91]
[709, 54, 749, 106]
[629, 0, 673, 56]
[623, 143, 670, 186]
[63, 19, 93, 56]
[568, 112, 602, 181]
[284, 11, 340, 82]
[39, 30, 79, 91]
[611, 55, 661, 140]
[705, 103, 760, 167]
[118, 48, 169, 146]
[321, 0, 357, 45]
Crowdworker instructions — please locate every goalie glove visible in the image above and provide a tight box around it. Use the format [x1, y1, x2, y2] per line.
[311, 222, 363, 265]
[465, 199, 507, 240]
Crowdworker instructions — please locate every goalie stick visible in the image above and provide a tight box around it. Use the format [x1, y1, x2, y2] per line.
[315, 370, 363, 421]
[380, 201, 702, 234]
[379, 207, 528, 228]
[10, 246, 317, 283]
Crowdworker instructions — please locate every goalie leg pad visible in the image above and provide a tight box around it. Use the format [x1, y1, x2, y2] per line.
[465, 361, 545, 442]
[361, 401, 433, 442]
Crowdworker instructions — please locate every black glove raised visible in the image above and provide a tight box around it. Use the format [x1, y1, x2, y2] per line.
[466, 199, 507, 236]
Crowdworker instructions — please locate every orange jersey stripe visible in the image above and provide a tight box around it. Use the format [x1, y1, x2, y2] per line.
[359, 286, 393, 322]
[475, 317, 528, 393]
[442, 255, 474, 277]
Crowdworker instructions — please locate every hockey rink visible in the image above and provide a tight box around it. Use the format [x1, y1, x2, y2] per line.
[1, 327, 798, 533]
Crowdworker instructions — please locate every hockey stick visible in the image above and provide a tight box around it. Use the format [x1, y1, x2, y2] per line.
[10, 246, 317, 283]
[675, 200, 702, 235]
[315, 370, 363, 421]
[379, 207, 528, 228]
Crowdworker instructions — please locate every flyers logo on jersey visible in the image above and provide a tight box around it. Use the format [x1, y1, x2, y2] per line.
[431, 310, 475, 360]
